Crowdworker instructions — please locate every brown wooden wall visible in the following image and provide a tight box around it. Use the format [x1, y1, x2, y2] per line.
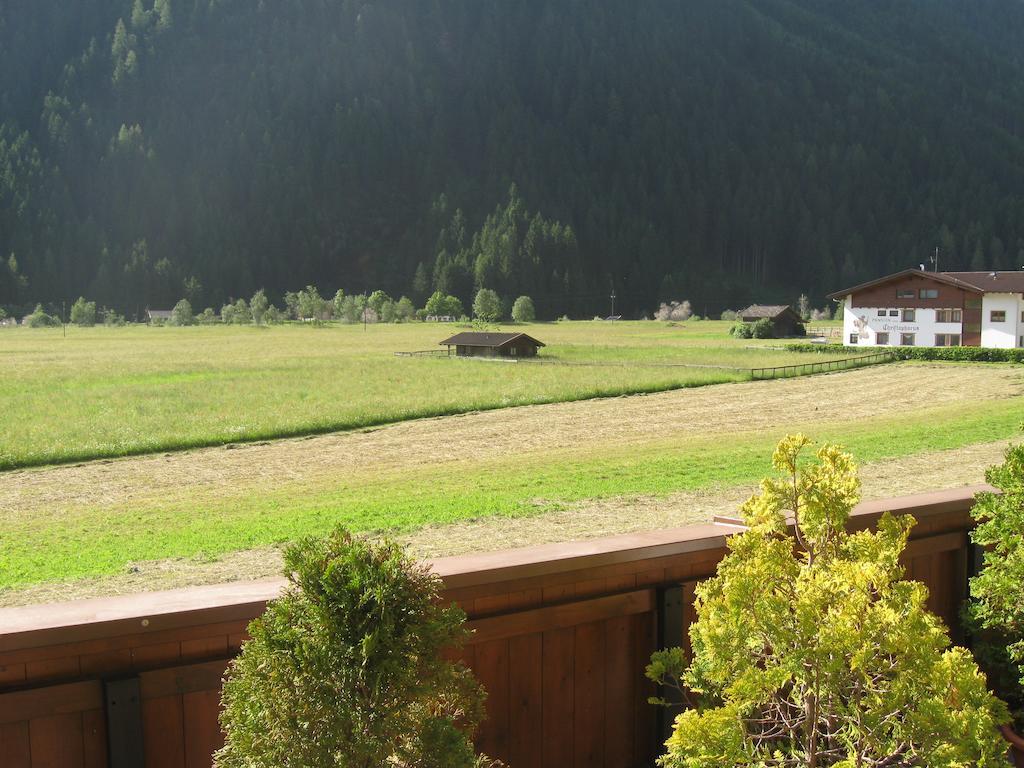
[851, 272, 974, 309]
[0, 487, 986, 768]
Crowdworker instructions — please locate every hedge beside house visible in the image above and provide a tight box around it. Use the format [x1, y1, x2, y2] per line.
[787, 343, 1024, 363]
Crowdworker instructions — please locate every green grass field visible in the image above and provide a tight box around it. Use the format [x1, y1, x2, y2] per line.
[7, 318, 1022, 598]
[0, 320, 849, 469]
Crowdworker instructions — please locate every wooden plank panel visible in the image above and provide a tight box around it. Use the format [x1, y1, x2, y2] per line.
[542, 628, 574, 768]
[573, 621, 605, 767]
[473, 639, 510, 763]
[140, 659, 229, 700]
[79, 648, 132, 678]
[542, 583, 575, 603]
[606, 574, 637, 592]
[132, 641, 182, 670]
[903, 531, 966, 558]
[603, 615, 635, 766]
[635, 569, 666, 588]
[0, 721, 31, 768]
[25, 656, 81, 684]
[180, 636, 228, 663]
[633, 609, 658, 766]
[573, 578, 607, 599]
[506, 588, 543, 611]
[29, 712, 84, 768]
[183, 689, 224, 768]
[473, 594, 511, 618]
[142, 695, 185, 768]
[0, 620, 251, 668]
[0, 681, 103, 725]
[507, 634, 542, 768]
[467, 590, 654, 645]
[81, 709, 107, 768]
[0, 663, 27, 687]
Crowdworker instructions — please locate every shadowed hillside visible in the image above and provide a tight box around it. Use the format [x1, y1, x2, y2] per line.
[2, 0, 1024, 316]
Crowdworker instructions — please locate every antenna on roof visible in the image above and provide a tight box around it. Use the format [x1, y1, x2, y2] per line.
[929, 246, 939, 272]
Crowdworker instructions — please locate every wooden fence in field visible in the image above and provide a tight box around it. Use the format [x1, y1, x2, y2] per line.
[0, 486, 985, 767]
[750, 350, 895, 380]
[807, 325, 843, 340]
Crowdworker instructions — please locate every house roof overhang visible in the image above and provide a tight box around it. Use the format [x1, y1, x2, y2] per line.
[826, 269, 984, 300]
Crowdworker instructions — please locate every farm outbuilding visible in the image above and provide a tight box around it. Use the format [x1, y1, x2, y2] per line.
[146, 309, 173, 323]
[439, 331, 545, 358]
[739, 305, 805, 336]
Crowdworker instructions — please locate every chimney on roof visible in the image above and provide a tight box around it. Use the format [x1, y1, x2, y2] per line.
[919, 264, 926, 271]
[990, 271, 998, 278]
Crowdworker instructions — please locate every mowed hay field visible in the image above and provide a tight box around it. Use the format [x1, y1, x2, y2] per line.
[3, 358, 1024, 603]
[0, 321, 852, 469]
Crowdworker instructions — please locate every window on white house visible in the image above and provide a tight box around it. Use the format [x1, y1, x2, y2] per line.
[876, 332, 889, 345]
[889, 309, 898, 316]
[902, 309, 916, 322]
[935, 334, 961, 347]
[849, 334, 858, 344]
[877, 309, 886, 316]
[935, 309, 962, 323]
[901, 333, 916, 346]
[991, 310, 1007, 322]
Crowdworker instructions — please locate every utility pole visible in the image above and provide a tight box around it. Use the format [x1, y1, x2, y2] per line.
[610, 289, 616, 318]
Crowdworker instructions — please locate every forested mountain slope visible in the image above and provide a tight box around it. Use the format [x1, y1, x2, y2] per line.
[2, 0, 1024, 317]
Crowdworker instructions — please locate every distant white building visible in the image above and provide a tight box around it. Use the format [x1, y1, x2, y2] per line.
[829, 269, 1024, 349]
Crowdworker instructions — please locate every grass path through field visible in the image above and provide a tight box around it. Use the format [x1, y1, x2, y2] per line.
[2, 363, 1022, 597]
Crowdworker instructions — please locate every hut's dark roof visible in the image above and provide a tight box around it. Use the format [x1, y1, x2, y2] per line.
[438, 332, 546, 348]
[739, 305, 798, 320]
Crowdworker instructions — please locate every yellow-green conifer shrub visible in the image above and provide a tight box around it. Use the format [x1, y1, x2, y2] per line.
[648, 435, 1009, 767]
[968, 441, 1024, 729]
[215, 529, 498, 768]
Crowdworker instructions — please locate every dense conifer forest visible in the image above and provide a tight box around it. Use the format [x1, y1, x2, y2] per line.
[3, 0, 1024, 318]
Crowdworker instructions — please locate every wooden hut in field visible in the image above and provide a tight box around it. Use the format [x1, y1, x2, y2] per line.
[739, 305, 805, 336]
[439, 332, 545, 358]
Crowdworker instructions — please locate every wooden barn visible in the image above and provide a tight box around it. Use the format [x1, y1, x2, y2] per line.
[739, 304, 805, 336]
[439, 331, 545, 358]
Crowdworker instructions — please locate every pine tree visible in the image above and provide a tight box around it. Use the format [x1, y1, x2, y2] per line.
[131, 0, 150, 30]
[154, 0, 173, 32]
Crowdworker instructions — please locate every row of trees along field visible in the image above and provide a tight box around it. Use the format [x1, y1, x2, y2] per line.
[3, 1, 1024, 318]
[21, 287, 539, 327]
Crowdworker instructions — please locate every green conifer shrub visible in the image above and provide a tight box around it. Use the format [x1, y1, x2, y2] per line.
[216, 529, 498, 768]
